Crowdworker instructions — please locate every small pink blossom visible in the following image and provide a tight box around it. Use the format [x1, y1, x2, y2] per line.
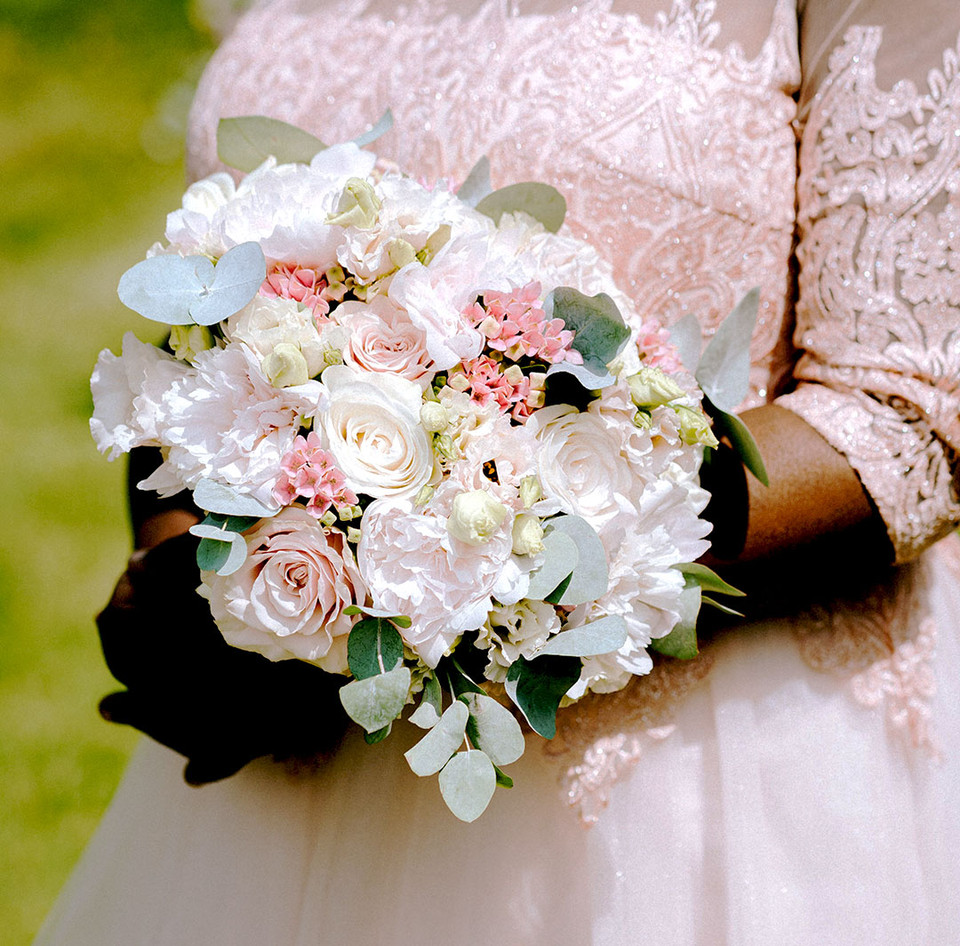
[261, 265, 330, 322]
[274, 431, 359, 517]
[452, 356, 541, 421]
[468, 281, 582, 366]
[636, 318, 684, 373]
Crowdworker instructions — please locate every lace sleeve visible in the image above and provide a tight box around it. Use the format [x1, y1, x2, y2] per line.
[777, 3, 960, 563]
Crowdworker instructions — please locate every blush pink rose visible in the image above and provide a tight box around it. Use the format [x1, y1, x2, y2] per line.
[199, 506, 366, 673]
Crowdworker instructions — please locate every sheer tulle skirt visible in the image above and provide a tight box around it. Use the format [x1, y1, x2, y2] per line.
[35, 548, 960, 946]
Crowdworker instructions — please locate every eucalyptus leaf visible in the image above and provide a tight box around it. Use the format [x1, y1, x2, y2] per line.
[446, 659, 485, 698]
[438, 750, 497, 822]
[535, 615, 627, 658]
[701, 595, 745, 617]
[668, 312, 703, 373]
[351, 108, 394, 148]
[695, 287, 759, 412]
[546, 288, 630, 375]
[404, 700, 469, 776]
[708, 404, 769, 486]
[200, 512, 261, 534]
[118, 242, 266, 327]
[461, 693, 525, 766]
[526, 530, 577, 601]
[339, 665, 411, 733]
[364, 724, 392, 745]
[217, 115, 327, 171]
[545, 515, 609, 605]
[494, 765, 514, 789]
[423, 672, 443, 716]
[504, 654, 581, 739]
[456, 156, 492, 207]
[676, 562, 745, 597]
[193, 479, 281, 518]
[190, 523, 248, 576]
[545, 360, 616, 390]
[475, 182, 566, 233]
[347, 618, 404, 680]
[409, 699, 442, 730]
[649, 581, 701, 660]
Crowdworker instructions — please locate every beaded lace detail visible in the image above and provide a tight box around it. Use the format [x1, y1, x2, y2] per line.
[185, 2, 959, 823]
[779, 26, 960, 563]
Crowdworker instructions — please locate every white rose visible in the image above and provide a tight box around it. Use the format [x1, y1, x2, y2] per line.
[337, 296, 436, 389]
[227, 295, 326, 377]
[318, 365, 436, 500]
[527, 404, 636, 529]
[199, 506, 366, 673]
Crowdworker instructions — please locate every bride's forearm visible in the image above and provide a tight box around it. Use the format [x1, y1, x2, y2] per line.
[698, 404, 894, 621]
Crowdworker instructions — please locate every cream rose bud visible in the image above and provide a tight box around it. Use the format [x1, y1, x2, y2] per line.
[319, 364, 437, 500]
[227, 295, 326, 377]
[198, 506, 366, 673]
[420, 401, 449, 432]
[675, 405, 720, 448]
[327, 177, 381, 228]
[447, 490, 508, 545]
[511, 513, 545, 555]
[262, 343, 309, 387]
[627, 366, 685, 408]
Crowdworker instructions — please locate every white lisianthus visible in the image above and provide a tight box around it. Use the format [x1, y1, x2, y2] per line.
[447, 490, 509, 545]
[200, 506, 365, 673]
[318, 365, 437, 500]
[476, 599, 562, 682]
[511, 514, 545, 555]
[227, 294, 326, 377]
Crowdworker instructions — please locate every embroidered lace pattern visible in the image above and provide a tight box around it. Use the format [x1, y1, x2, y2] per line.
[184, 1, 959, 822]
[778, 26, 960, 564]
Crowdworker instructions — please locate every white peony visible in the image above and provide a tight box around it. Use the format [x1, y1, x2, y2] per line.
[200, 506, 365, 672]
[317, 365, 437, 500]
[137, 343, 326, 506]
[226, 294, 326, 378]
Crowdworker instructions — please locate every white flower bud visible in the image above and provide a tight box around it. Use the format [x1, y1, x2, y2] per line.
[519, 475, 542, 508]
[347, 526, 363, 544]
[503, 364, 524, 385]
[169, 324, 214, 363]
[675, 405, 719, 448]
[512, 514, 545, 555]
[261, 343, 309, 387]
[447, 489, 508, 545]
[627, 366, 685, 408]
[327, 177, 381, 229]
[386, 238, 417, 269]
[420, 400, 449, 432]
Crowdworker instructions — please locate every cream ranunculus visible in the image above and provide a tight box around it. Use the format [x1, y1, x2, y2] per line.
[199, 506, 366, 673]
[318, 365, 437, 500]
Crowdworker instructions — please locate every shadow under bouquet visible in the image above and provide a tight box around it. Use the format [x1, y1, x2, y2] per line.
[91, 116, 758, 821]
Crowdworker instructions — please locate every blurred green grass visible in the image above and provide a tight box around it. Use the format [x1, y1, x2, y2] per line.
[0, 2, 214, 941]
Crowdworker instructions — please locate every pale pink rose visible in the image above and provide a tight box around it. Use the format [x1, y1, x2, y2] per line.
[357, 498, 513, 667]
[200, 506, 366, 673]
[337, 296, 436, 389]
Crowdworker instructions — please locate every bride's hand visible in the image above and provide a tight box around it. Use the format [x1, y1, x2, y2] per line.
[96, 528, 350, 785]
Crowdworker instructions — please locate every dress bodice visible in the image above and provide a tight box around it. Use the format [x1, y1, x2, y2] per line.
[187, 0, 801, 408]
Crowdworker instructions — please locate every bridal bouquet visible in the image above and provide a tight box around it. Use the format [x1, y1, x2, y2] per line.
[91, 116, 757, 820]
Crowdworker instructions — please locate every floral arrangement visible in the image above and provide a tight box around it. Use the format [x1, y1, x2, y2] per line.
[91, 116, 757, 821]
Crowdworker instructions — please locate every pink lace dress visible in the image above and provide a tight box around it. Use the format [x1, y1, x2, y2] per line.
[36, 1, 960, 943]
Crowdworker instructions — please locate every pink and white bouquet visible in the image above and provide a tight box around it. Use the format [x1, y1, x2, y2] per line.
[91, 117, 755, 820]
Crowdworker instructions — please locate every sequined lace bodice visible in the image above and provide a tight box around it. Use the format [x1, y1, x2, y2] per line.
[187, 0, 960, 821]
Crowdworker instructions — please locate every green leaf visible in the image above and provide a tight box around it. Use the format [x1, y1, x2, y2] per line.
[526, 529, 577, 601]
[438, 750, 497, 822]
[201, 513, 261, 534]
[504, 654, 581, 739]
[409, 672, 444, 729]
[543, 573, 573, 605]
[545, 515, 609, 605]
[546, 288, 630, 375]
[494, 765, 514, 789]
[364, 723, 392, 745]
[475, 182, 566, 232]
[707, 403, 769, 486]
[217, 116, 327, 172]
[347, 618, 404, 680]
[351, 108, 393, 148]
[460, 693, 525, 766]
[668, 312, 702, 374]
[404, 700, 469, 777]
[695, 287, 759, 412]
[701, 595, 745, 617]
[649, 581, 701, 659]
[545, 360, 616, 391]
[190, 522, 248, 576]
[446, 659, 485, 698]
[676, 562, 745, 597]
[192, 479, 280, 518]
[457, 156, 492, 207]
[535, 615, 627, 658]
[339, 665, 411, 733]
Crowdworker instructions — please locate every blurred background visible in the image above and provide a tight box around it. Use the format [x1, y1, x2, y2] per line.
[0, 1, 246, 940]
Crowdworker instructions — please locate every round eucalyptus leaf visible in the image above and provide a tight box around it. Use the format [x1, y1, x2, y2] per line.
[461, 693, 525, 766]
[404, 700, 469, 777]
[535, 614, 628, 658]
[339, 666, 411, 734]
[438, 750, 497, 823]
